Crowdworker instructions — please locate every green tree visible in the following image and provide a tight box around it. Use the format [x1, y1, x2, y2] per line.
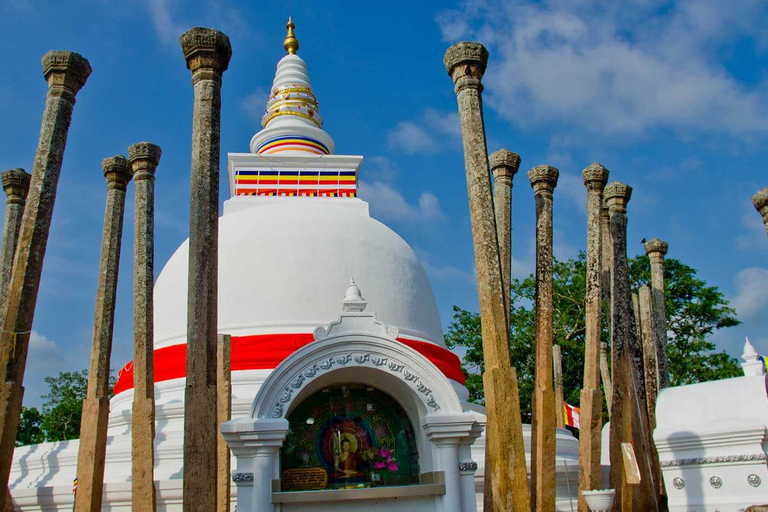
[39, 370, 89, 442]
[446, 252, 741, 418]
[16, 407, 44, 446]
[37, 369, 117, 442]
[627, 256, 741, 385]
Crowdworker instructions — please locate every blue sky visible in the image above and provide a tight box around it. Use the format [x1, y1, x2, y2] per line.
[0, 0, 766, 408]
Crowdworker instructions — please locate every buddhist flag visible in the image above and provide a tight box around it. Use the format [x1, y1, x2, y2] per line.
[564, 403, 580, 429]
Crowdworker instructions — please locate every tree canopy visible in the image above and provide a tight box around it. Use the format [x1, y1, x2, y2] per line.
[446, 252, 741, 421]
[16, 369, 115, 446]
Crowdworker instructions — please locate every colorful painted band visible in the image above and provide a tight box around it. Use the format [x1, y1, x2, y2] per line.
[235, 188, 357, 197]
[272, 86, 315, 96]
[262, 110, 322, 128]
[257, 140, 328, 153]
[236, 177, 356, 184]
[113, 333, 465, 395]
[237, 170, 353, 177]
[256, 136, 330, 154]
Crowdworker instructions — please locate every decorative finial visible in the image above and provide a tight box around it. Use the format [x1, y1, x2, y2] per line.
[284, 17, 299, 55]
[342, 277, 367, 312]
[742, 337, 766, 377]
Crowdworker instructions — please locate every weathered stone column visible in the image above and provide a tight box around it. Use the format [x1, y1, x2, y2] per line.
[553, 344, 565, 429]
[644, 238, 670, 390]
[0, 51, 91, 510]
[753, 188, 768, 238]
[444, 42, 530, 512]
[0, 169, 31, 301]
[528, 164, 559, 512]
[217, 333, 232, 512]
[599, 342, 612, 416]
[606, 182, 656, 511]
[578, 163, 608, 511]
[490, 149, 520, 311]
[75, 156, 132, 512]
[632, 292, 641, 342]
[601, 206, 612, 334]
[128, 142, 162, 512]
[180, 27, 232, 512]
[0, 169, 30, 512]
[638, 286, 658, 429]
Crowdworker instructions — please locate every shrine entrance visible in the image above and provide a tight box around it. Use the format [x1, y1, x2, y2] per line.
[281, 383, 420, 491]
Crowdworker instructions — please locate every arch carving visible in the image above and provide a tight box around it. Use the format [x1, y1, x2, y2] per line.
[252, 335, 463, 420]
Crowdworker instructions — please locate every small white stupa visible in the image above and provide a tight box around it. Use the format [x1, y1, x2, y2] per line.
[9, 19, 582, 511]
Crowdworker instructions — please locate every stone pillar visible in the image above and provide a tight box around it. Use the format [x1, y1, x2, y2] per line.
[578, 163, 608, 511]
[528, 164, 558, 512]
[75, 156, 132, 512]
[0, 169, 29, 512]
[599, 342, 612, 416]
[638, 286, 658, 430]
[180, 27, 231, 512]
[644, 238, 670, 390]
[217, 334, 232, 512]
[444, 42, 530, 512]
[128, 142, 162, 512]
[601, 206, 613, 336]
[0, 53, 90, 509]
[0, 169, 31, 301]
[553, 345, 565, 429]
[753, 188, 768, 238]
[606, 182, 657, 511]
[489, 149, 520, 311]
[632, 292, 641, 342]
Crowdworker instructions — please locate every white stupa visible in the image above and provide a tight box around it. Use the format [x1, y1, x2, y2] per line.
[9, 20, 581, 511]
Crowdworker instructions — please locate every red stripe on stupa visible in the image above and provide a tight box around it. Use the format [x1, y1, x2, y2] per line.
[113, 333, 465, 395]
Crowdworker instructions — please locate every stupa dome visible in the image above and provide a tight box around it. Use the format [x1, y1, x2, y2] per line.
[152, 198, 445, 349]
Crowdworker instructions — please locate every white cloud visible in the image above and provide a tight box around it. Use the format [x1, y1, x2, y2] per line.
[358, 181, 446, 225]
[421, 259, 475, 284]
[387, 109, 462, 155]
[732, 267, 768, 322]
[143, 0, 248, 48]
[144, 0, 184, 47]
[240, 87, 269, 125]
[27, 331, 61, 371]
[436, 0, 768, 138]
[736, 209, 768, 252]
[556, 172, 586, 213]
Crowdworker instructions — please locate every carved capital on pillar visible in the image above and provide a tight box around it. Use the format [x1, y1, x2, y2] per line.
[102, 155, 132, 191]
[527, 165, 559, 193]
[444, 42, 488, 92]
[604, 181, 632, 214]
[1, 168, 31, 204]
[490, 149, 520, 183]
[42, 51, 91, 97]
[752, 188, 768, 225]
[643, 238, 668, 258]
[180, 27, 232, 79]
[128, 142, 162, 181]
[582, 162, 609, 190]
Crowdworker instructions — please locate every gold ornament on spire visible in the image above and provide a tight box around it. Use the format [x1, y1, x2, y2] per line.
[284, 17, 299, 55]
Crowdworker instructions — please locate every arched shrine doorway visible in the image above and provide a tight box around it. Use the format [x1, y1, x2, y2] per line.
[281, 383, 420, 491]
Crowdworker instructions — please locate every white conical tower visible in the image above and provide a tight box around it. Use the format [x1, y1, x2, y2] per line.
[228, 18, 361, 200]
[249, 18, 336, 156]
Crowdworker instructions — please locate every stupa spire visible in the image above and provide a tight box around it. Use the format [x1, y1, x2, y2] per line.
[284, 17, 299, 55]
[249, 18, 335, 156]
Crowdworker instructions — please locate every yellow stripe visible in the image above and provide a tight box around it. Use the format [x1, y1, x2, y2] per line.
[260, 138, 327, 150]
[237, 175, 356, 183]
[262, 110, 321, 128]
[259, 146, 325, 155]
